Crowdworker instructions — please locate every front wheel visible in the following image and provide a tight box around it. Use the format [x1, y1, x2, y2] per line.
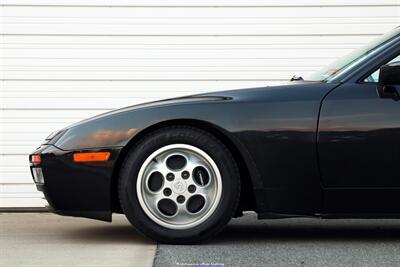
[118, 126, 240, 244]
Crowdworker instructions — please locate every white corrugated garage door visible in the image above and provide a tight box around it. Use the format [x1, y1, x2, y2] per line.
[1, 0, 399, 208]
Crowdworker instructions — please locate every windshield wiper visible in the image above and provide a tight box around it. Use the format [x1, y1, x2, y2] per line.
[290, 75, 304, 81]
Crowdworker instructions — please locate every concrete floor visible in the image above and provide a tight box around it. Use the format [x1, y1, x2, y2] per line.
[4, 212, 400, 267]
[0, 213, 156, 267]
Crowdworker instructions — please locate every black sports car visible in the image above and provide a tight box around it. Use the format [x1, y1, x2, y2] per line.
[30, 27, 400, 244]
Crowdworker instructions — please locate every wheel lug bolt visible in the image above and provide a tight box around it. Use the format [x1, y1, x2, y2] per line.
[177, 195, 185, 203]
[188, 185, 196, 193]
[166, 173, 175, 181]
[181, 171, 190, 179]
[163, 188, 172, 196]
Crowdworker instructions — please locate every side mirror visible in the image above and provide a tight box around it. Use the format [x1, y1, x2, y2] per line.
[377, 62, 400, 99]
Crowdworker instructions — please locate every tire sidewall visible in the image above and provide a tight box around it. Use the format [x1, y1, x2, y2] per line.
[119, 127, 240, 243]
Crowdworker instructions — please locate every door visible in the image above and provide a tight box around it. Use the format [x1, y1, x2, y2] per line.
[318, 54, 400, 215]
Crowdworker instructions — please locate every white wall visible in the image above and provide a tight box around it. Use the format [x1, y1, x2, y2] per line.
[1, 0, 399, 208]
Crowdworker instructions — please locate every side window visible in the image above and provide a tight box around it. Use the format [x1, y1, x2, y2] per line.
[364, 54, 400, 82]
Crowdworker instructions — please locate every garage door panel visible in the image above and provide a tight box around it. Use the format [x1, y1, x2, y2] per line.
[0, 172, 33, 184]
[1, 96, 193, 109]
[1, 133, 57, 144]
[2, 48, 352, 59]
[2, 0, 397, 6]
[2, 35, 376, 46]
[0, 197, 45, 208]
[0, 58, 345, 69]
[3, 15, 398, 26]
[1, 167, 30, 177]
[3, 5, 398, 20]
[1, 145, 45, 155]
[0, 184, 38, 193]
[1, 1, 399, 208]
[4, 22, 397, 35]
[2, 87, 225, 98]
[2, 71, 309, 81]
[0, 184, 44, 208]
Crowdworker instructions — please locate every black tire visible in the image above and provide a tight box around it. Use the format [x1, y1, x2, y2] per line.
[118, 126, 240, 244]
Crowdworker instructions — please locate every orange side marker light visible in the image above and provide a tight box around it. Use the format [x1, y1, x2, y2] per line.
[73, 152, 111, 162]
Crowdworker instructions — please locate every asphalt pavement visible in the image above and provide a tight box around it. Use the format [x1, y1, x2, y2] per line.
[155, 213, 400, 267]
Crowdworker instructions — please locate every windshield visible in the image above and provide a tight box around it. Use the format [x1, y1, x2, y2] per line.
[304, 27, 400, 82]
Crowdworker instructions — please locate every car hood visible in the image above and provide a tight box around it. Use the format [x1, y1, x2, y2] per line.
[49, 81, 337, 150]
[66, 81, 320, 129]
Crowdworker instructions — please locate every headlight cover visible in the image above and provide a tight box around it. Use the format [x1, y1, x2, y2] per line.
[42, 129, 66, 145]
[46, 131, 60, 140]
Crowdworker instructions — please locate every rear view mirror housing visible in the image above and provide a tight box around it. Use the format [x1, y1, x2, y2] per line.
[377, 62, 400, 100]
[379, 62, 400, 85]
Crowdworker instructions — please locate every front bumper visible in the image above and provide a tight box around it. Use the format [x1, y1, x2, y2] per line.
[30, 145, 123, 221]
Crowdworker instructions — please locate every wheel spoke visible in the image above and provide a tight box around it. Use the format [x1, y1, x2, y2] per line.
[176, 204, 193, 221]
[136, 144, 222, 229]
[195, 186, 211, 197]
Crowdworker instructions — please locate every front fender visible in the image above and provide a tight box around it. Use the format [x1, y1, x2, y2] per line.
[52, 83, 337, 215]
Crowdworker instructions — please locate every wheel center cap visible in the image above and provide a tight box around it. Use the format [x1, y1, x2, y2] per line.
[172, 180, 186, 194]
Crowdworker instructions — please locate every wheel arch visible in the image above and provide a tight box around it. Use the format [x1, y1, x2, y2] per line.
[110, 119, 259, 215]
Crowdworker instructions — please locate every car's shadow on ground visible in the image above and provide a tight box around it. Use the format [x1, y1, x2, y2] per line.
[59, 214, 400, 245]
[213, 215, 400, 244]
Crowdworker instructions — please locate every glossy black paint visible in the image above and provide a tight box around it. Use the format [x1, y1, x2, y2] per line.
[31, 145, 122, 221]
[30, 29, 400, 221]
